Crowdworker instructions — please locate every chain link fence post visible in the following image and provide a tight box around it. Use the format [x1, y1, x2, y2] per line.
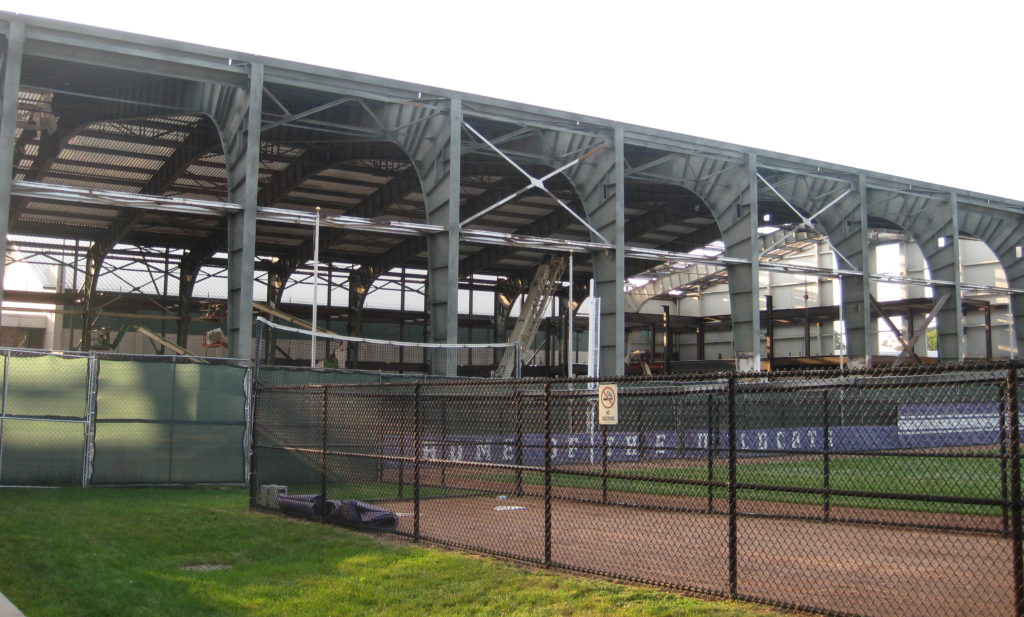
[413, 382, 422, 542]
[0, 352, 8, 485]
[544, 380, 552, 567]
[706, 392, 715, 514]
[514, 389, 523, 497]
[82, 355, 99, 487]
[727, 373, 738, 598]
[1001, 379, 1010, 535]
[320, 384, 328, 507]
[822, 388, 831, 522]
[1007, 366, 1022, 617]
[601, 421, 609, 505]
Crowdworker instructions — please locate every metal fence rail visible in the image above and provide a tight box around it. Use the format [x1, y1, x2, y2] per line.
[251, 361, 1024, 617]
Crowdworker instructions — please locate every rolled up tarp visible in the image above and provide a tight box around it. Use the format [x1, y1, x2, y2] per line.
[277, 494, 398, 531]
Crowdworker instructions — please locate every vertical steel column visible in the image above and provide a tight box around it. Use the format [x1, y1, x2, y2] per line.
[765, 295, 774, 370]
[543, 381, 553, 566]
[413, 383, 421, 542]
[226, 64, 264, 358]
[0, 22, 25, 317]
[727, 374, 738, 597]
[822, 389, 831, 522]
[662, 305, 671, 373]
[938, 192, 965, 361]
[986, 303, 994, 360]
[856, 175, 874, 363]
[1006, 366, 1022, 617]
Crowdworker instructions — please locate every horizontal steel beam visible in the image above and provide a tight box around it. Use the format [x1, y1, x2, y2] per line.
[13, 180, 1022, 296]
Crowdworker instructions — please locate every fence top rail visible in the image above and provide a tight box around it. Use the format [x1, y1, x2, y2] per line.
[0, 346, 250, 366]
[253, 360, 1019, 394]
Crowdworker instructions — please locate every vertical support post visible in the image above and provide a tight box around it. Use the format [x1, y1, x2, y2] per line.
[81, 355, 99, 488]
[567, 251, 573, 377]
[822, 389, 831, 522]
[166, 362, 177, 484]
[0, 22, 25, 318]
[248, 363, 260, 506]
[1001, 380, 1010, 534]
[706, 392, 715, 514]
[311, 207, 321, 368]
[440, 389, 448, 488]
[601, 422, 609, 505]
[986, 303, 994, 360]
[397, 403, 406, 500]
[413, 383, 421, 542]
[0, 353, 8, 484]
[226, 64, 264, 358]
[945, 192, 965, 361]
[727, 374, 738, 598]
[803, 305, 812, 357]
[320, 384, 328, 504]
[1006, 366, 1022, 617]
[696, 322, 705, 361]
[514, 389, 523, 496]
[857, 175, 873, 364]
[765, 295, 774, 370]
[662, 305, 671, 373]
[543, 381, 553, 566]
[590, 127, 626, 376]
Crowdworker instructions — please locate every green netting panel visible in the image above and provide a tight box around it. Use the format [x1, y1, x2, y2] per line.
[95, 361, 176, 420]
[0, 417, 85, 485]
[92, 361, 247, 484]
[6, 355, 89, 419]
[90, 422, 171, 484]
[175, 364, 247, 423]
[169, 424, 245, 483]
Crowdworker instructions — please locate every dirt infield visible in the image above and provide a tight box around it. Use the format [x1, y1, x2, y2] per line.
[388, 495, 1010, 617]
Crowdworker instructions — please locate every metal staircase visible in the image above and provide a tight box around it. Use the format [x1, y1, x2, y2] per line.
[493, 255, 567, 377]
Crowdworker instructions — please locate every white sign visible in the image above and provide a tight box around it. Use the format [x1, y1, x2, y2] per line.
[598, 383, 618, 425]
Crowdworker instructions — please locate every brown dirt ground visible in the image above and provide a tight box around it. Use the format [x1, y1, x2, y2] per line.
[383, 494, 1010, 617]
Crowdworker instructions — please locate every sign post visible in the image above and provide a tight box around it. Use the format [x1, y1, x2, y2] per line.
[598, 383, 618, 425]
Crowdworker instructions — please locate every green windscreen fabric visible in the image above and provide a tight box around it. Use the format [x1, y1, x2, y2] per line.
[92, 361, 246, 484]
[0, 417, 85, 485]
[0, 355, 88, 485]
[5, 355, 89, 419]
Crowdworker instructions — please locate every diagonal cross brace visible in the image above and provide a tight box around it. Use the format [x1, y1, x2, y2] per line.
[757, 172, 855, 268]
[460, 121, 609, 243]
[869, 293, 919, 363]
[892, 290, 952, 367]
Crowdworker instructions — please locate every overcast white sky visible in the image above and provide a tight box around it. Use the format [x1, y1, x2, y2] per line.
[2, 0, 1022, 200]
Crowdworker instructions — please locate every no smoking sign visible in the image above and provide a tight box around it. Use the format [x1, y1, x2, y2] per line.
[598, 383, 618, 425]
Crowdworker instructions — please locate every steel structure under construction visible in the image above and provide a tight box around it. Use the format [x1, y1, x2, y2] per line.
[0, 12, 1021, 375]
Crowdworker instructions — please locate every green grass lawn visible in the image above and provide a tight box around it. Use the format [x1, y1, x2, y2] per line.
[0, 487, 782, 617]
[480, 453, 1006, 516]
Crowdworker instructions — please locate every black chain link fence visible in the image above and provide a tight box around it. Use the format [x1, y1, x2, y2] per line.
[251, 361, 1024, 617]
